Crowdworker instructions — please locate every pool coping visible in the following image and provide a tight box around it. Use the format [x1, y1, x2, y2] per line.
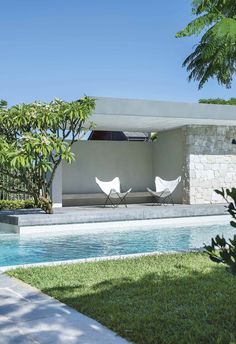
[0, 249, 204, 272]
[0, 214, 230, 236]
[0, 203, 228, 234]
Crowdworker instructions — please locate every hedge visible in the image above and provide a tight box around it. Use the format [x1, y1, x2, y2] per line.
[0, 200, 35, 210]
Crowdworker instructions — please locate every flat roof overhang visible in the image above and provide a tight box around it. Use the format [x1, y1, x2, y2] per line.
[89, 97, 236, 132]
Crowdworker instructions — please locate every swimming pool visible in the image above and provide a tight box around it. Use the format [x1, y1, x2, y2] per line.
[0, 219, 235, 268]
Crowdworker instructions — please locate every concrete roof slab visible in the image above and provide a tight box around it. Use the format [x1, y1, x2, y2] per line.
[90, 97, 236, 131]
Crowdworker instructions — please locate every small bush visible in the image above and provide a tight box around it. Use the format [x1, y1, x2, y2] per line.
[205, 188, 236, 275]
[205, 235, 236, 275]
[0, 199, 35, 210]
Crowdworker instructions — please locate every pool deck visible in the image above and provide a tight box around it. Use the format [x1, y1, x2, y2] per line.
[0, 204, 229, 343]
[0, 203, 227, 234]
[0, 274, 129, 344]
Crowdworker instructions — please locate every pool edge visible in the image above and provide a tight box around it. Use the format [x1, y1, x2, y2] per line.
[0, 248, 204, 272]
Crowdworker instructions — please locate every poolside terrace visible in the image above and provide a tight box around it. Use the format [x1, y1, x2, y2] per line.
[49, 97, 236, 208]
[0, 203, 227, 234]
[1, 96, 235, 235]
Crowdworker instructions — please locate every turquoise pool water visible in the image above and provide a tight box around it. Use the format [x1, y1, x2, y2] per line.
[0, 223, 235, 267]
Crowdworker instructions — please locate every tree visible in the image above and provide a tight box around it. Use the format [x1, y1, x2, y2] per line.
[0, 97, 95, 214]
[199, 97, 236, 104]
[176, 0, 236, 89]
[177, 2, 236, 274]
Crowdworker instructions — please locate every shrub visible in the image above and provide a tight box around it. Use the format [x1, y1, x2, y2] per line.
[205, 188, 236, 275]
[0, 199, 35, 210]
[205, 235, 236, 275]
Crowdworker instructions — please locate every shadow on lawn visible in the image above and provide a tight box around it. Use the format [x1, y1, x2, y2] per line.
[42, 266, 236, 344]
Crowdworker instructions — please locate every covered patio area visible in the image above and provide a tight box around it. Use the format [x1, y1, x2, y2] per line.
[51, 97, 236, 208]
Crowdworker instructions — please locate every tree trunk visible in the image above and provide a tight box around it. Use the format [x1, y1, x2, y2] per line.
[39, 195, 53, 214]
[33, 191, 53, 214]
[33, 194, 39, 209]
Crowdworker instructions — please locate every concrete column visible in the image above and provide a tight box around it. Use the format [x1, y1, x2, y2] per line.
[51, 163, 62, 208]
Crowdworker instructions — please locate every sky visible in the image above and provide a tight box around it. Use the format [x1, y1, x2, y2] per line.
[1, 0, 236, 105]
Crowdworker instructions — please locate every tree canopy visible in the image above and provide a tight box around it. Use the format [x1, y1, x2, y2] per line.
[0, 97, 95, 213]
[176, 0, 236, 89]
[198, 97, 236, 104]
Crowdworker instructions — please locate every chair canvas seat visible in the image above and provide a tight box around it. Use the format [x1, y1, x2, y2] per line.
[147, 176, 181, 205]
[95, 177, 132, 207]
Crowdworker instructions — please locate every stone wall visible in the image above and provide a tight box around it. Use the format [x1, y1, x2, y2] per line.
[183, 125, 236, 204]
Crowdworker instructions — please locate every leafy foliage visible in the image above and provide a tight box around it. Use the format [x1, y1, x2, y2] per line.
[0, 97, 95, 213]
[205, 234, 236, 274]
[0, 200, 35, 210]
[199, 97, 236, 105]
[150, 132, 158, 141]
[205, 188, 236, 274]
[176, 0, 236, 89]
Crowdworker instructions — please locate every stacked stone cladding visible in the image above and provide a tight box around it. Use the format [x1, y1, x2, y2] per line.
[183, 125, 236, 204]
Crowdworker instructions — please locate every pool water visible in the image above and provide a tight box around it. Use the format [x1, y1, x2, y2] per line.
[0, 223, 235, 267]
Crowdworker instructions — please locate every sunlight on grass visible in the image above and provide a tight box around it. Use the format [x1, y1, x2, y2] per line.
[8, 253, 236, 344]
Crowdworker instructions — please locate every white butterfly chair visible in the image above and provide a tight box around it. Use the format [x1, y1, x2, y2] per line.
[147, 176, 181, 205]
[95, 177, 132, 208]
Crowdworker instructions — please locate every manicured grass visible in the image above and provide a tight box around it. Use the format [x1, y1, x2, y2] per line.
[8, 253, 236, 344]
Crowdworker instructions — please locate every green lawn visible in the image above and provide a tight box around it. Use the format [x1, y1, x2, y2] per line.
[8, 253, 236, 344]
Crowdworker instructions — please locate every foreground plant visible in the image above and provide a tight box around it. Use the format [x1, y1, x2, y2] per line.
[205, 188, 236, 275]
[176, 0, 236, 89]
[0, 97, 95, 213]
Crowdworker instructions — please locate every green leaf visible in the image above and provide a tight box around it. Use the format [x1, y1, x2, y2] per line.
[0, 97, 95, 213]
[176, 1, 236, 88]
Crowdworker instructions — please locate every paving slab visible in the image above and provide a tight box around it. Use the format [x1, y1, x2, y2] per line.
[0, 274, 129, 344]
[0, 328, 37, 344]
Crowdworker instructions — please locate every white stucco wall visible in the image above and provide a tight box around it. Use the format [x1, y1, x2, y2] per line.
[152, 128, 185, 203]
[62, 141, 153, 195]
[51, 163, 62, 207]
